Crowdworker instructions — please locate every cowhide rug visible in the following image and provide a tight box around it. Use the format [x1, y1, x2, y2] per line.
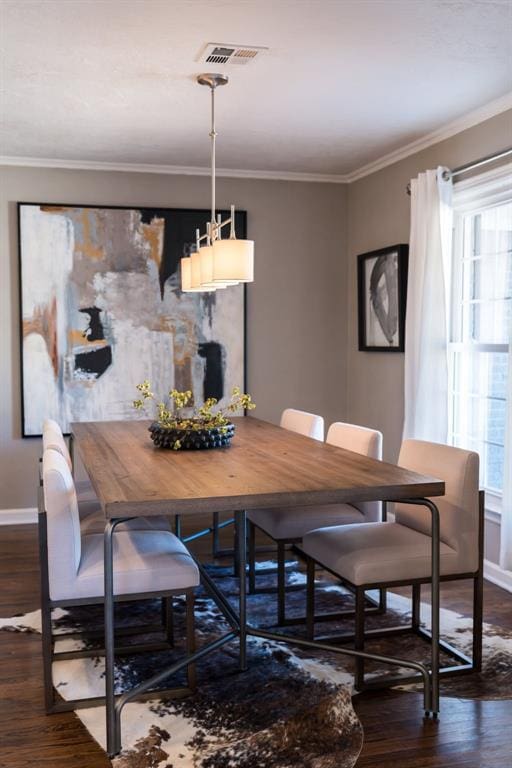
[2, 561, 511, 768]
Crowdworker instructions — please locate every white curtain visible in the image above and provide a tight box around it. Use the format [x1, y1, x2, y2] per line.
[499, 314, 512, 571]
[403, 167, 453, 442]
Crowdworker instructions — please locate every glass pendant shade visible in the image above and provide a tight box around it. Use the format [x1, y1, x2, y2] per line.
[213, 238, 254, 283]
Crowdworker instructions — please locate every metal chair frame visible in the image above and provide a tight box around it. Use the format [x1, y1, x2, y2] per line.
[303, 491, 485, 693]
[247, 507, 389, 626]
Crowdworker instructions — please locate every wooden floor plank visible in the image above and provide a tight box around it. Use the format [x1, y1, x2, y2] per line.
[1, 522, 511, 767]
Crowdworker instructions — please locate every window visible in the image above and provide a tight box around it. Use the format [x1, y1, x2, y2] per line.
[449, 167, 511, 499]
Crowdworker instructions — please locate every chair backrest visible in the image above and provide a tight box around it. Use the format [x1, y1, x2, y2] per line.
[42, 448, 81, 599]
[327, 422, 383, 521]
[42, 418, 72, 470]
[280, 408, 324, 441]
[396, 439, 479, 572]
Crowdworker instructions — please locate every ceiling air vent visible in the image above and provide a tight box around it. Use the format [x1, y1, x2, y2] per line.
[197, 43, 268, 67]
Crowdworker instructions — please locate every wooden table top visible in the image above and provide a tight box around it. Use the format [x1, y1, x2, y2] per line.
[71, 417, 444, 518]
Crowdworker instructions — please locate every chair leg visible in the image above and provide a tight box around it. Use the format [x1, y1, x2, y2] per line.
[378, 587, 387, 613]
[306, 557, 316, 640]
[277, 541, 286, 625]
[233, 518, 240, 577]
[212, 512, 220, 558]
[248, 520, 256, 594]
[412, 583, 421, 631]
[185, 591, 196, 691]
[354, 587, 365, 691]
[162, 596, 174, 646]
[41, 599, 54, 713]
[174, 515, 182, 538]
[472, 573, 483, 672]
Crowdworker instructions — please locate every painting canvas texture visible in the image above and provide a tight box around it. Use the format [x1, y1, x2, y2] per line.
[364, 251, 400, 347]
[19, 204, 245, 436]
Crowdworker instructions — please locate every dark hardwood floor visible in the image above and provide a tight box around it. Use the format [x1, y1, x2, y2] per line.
[1, 521, 511, 768]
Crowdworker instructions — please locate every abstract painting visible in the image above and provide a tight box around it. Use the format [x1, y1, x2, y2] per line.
[18, 204, 246, 436]
[357, 244, 408, 352]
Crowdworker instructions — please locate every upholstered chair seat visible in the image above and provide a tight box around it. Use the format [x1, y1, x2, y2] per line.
[303, 439, 479, 584]
[56, 530, 199, 602]
[43, 448, 199, 602]
[248, 503, 365, 541]
[303, 520, 460, 585]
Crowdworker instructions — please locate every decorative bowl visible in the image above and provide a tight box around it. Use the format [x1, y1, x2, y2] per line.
[148, 421, 236, 450]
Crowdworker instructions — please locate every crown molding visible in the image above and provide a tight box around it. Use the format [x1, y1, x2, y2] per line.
[1, 91, 511, 184]
[0, 156, 349, 184]
[344, 90, 512, 183]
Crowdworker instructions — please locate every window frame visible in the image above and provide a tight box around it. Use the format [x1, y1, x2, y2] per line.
[449, 162, 512, 509]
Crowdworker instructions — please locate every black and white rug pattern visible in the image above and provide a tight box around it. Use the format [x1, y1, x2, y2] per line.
[2, 561, 511, 767]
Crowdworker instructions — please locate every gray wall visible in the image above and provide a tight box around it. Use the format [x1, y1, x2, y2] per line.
[346, 109, 512, 461]
[345, 108, 512, 563]
[0, 167, 347, 508]
[1, 107, 510, 558]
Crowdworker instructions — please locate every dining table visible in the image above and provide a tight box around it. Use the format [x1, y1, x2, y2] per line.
[70, 416, 445, 757]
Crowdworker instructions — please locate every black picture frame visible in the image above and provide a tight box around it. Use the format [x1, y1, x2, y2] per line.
[357, 244, 409, 352]
[18, 202, 247, 437]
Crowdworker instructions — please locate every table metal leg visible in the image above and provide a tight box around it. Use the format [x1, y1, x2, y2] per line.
[104, 517, 129, 757]
[395, 497, 440, 716]
[429, 499, 440, 717]
[235, 510, 247, 671]
[104, 519, 117, 756]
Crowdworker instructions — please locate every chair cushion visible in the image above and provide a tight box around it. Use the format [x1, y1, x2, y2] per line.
[302, 522, 460, 586]
[248, 503, 365, 540]
[50, 530, 199, 601]
[79, 504, 173, 535]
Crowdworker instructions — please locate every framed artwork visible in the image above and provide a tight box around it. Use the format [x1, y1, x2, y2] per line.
[18, 203, 246, 437]
[357, 244, 408, 352]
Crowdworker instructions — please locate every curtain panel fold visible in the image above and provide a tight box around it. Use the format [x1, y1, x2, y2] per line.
[499, 313, 512, 572]
[403, 167, 453, 443]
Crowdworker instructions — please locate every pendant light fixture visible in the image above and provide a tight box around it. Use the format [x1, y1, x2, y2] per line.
[181, 73, 254, 292]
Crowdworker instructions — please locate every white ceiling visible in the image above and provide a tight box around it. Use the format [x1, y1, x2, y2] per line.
[1, 0, 511, 177]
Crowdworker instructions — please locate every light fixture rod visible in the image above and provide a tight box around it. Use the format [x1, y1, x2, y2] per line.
[197, 216, 234, 243]
[210, 85, 216, 230]
[229, 203, 236, 239]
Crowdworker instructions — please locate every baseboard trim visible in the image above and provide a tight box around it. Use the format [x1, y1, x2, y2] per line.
[0, 508, 38, 525]
[484, 558, 512, 593]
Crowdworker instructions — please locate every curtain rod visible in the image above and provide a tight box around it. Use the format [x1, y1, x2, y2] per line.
[406, 146, 512, 195]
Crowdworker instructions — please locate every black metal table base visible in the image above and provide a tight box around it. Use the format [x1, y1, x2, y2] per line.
[103, 501, 444, 757]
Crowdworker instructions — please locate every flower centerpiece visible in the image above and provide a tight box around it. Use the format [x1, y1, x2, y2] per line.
[133, 382, 255, 450]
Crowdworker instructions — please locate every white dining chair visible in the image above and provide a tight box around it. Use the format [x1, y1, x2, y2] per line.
[247, 419, 383, 625]
[211, 408, 325, 563]
[280, 408, 325, 441]
[42, 418, 173, 535]
[39, 447, 199, 714]
[302, 439, 483, 699]
[43, 418, 96, 501]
